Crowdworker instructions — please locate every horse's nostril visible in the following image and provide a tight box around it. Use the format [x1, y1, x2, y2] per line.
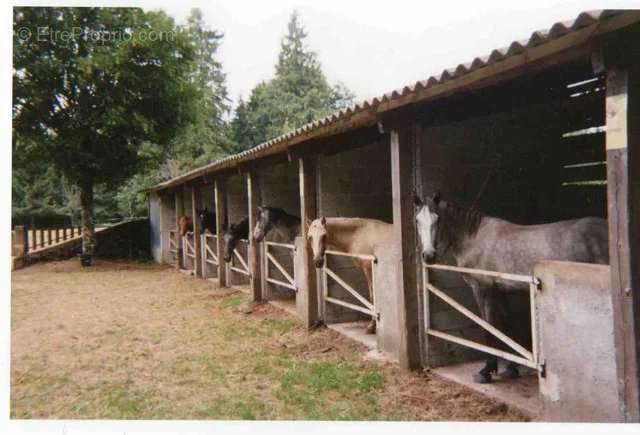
[422, 251, 435, 264]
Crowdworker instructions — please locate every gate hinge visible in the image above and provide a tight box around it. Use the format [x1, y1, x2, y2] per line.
[539, 360, 547, 378]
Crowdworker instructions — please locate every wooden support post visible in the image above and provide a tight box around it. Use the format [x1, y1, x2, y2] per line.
[22, 225, 29, 255]
[191, 185, 203, 278]
[247, 170, 262, 301]
[390, 125, 422, 371]
[175, 189, 184, 270]
[215, 178, 228, 288]
[606, 67, 640, 422]
[299, 157, 319, 328]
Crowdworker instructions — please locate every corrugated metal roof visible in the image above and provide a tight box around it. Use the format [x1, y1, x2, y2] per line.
[148, 9, 639, 193]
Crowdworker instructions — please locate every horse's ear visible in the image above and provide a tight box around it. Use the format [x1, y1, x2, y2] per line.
[413, 194, 423, 207]
[432, 192, 441, 205]
[320, 216, 326, 226]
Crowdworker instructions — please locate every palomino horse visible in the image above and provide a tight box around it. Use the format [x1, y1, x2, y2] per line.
[414, 192, 608, 383]
[253, 206, 301, 243]
[222, 217, 249, 263]
[178, 215, 193, 236]
[308, 217, 393, 334]
[196, 208, 216, 234]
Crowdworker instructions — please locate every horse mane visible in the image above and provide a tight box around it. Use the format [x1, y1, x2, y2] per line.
[437, 201, 484, 254]
[229, 216, 249, 237]
[265, 206, 300, 223]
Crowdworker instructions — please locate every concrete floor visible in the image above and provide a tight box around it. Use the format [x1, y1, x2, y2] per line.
[326, 321, 395, 362]
[432, 360, 541, 419]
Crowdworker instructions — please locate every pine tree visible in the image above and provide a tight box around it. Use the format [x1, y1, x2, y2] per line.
[231, 11, 353, 151]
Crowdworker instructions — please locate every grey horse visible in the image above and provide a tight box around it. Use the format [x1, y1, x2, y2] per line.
[414, 192, 608, 383]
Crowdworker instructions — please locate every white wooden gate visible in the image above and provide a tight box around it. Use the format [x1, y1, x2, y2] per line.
[182, 231, 196, 273]
[201, 233, 218, 272]
[168, 229, 179, 262]
[322, 250, 378, 319]
[230, 239, 250, 277]
[423, 263, 543, 372]
[264, 241, 296, 291]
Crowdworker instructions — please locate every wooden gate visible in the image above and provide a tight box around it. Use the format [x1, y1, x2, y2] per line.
[423, 263, 543, 372]
[201, 233, 218, 272]
[168, 229, 179, 261]
[321, 250, 378, 319]
[182, 231, 196, 273]
[264, 241, 296, 292]
[230, 239, 250, 278]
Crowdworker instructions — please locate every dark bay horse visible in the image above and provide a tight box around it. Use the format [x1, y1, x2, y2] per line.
[253, 206, 301, 243]
[196, 208, 216, 234]
[308, 217, 394, 334]
[414, 193, 608, 383]
[223, 217, 249, 263]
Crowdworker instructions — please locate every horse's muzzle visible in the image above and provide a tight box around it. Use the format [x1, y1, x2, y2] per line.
[422, 250, 436, 264]
[314, 257, 324, 268]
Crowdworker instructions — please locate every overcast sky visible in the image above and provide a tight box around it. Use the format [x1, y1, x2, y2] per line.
[150, 0, 638, 108]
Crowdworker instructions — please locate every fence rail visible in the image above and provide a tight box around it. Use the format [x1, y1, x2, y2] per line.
[202, 233, 219, 266]
[13, 225, 83, 254]
[265, 241, 296, 291]
[422, 263, 541, 371]
[230, 239, 250, 277]
[322, 251, 377, 319]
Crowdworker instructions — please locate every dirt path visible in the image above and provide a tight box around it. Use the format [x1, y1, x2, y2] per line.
[11, 259, 527, 421]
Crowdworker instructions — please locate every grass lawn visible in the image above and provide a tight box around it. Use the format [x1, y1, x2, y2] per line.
[10, 259, 527, 421]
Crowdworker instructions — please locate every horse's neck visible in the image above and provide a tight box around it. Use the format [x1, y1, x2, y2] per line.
[447, 215, 494, 266]
[271, 213, 300, 241]
[326, 220, 361, 251]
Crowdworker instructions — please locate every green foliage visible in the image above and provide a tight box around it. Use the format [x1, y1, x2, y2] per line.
[230, 11, 354, 152]
[13, 7, 202, 241]
[12, 7, 232, 222]
[13, 7, 201, 188]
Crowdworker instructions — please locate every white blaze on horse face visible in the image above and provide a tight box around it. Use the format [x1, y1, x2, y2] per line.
[416, 204, 438, 262]
[308, 220, 327, 267]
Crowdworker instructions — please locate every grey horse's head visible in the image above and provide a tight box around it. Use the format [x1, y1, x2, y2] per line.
[414, 192, 442, 264]
[253, 206, 272, 243]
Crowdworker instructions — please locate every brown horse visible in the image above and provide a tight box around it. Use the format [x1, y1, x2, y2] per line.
[178, 215, 193, 236]
[307, 217, 393, 334]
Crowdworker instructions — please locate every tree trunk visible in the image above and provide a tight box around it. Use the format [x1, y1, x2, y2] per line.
[79, 181, 95, 266]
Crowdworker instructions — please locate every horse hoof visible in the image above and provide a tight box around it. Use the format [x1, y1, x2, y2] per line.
[365, 322, 377, 334]
[473, 372, 493, 384]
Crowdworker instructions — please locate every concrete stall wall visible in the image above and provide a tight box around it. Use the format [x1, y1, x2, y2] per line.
[259, 161, 300, 300]
[316, 138, 393, 325]
[225, 174, 249, 286]
[418, 66, 607, 368]
[534, 261, 619, 422]
[149, 192, 162, 263]
[160, 193, 176, 265]
[374, 243, 402, 360]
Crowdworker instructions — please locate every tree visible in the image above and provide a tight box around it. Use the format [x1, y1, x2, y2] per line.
[13, 7, 201, 265]
[111, 8, 234, 217]
[231, 11, 354, 151]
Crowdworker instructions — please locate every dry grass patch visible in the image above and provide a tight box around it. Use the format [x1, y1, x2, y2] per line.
[11, 259, 527, 421]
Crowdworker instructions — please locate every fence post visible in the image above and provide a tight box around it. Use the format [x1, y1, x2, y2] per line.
[390, 124, 422, 371]
[298, 156, 319, 329]
[22, 225, 29, 255]
[214, 178, 227, 288]
[247, 170, 262, 302]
